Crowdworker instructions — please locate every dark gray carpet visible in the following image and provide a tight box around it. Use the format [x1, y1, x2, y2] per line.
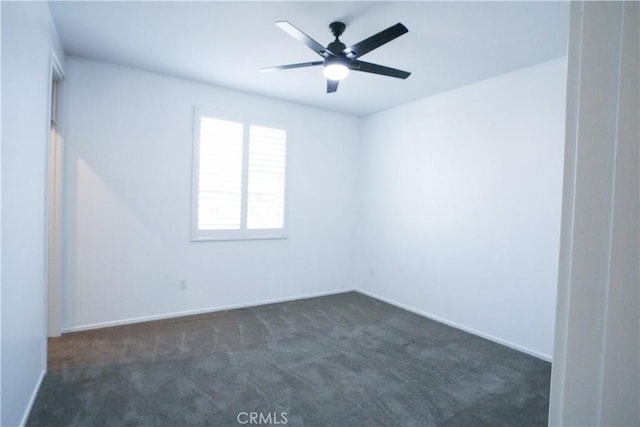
[27, 292, 550, 426]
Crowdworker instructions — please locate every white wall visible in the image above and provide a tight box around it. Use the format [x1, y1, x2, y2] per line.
[356, 58, 567, 359]
[1, 3, 3, 423]
[1, 2, 65, 425]
[549, 2, 639, 425]
[61, 57, 360, 331]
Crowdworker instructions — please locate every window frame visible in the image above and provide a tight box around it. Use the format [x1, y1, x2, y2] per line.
[191, 107, 289, 242]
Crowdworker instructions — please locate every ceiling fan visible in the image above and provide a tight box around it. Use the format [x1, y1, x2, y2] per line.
[260, 21, 411, 93]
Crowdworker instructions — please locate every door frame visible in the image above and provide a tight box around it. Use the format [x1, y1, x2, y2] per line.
[46, 51, 65, 338]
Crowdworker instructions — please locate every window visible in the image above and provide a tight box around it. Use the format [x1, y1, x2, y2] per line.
[192, 109, 287, 241]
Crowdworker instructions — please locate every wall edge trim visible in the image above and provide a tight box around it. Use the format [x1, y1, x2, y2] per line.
[19, 369, 46, 427]
[61, 288, 355, 333]
[356, 288, 553, 362]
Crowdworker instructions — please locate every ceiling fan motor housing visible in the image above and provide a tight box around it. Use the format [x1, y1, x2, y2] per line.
[327, 40, 347, 55]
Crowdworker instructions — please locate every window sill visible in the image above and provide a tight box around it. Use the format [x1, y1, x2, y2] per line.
[191, 234, 288, 242]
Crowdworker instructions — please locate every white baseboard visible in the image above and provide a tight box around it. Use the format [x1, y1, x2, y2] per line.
[60, 286, 551, 362]
[356, 288, 552, 362]
[61, 288, 355, 334]
[19, 369, 46, 427]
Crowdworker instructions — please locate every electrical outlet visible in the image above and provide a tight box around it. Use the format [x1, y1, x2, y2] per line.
[179, 279, 187, 290]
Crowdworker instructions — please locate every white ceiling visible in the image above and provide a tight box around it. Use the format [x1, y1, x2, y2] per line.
[49, 1, 569, 117]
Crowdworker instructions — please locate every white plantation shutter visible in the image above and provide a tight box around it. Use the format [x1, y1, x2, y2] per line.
[247, 125, 287, 229]
[192, 110, 287, 240]
[197, 117, 243, 230]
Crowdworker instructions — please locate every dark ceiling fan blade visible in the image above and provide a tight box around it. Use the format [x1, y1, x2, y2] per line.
[350, 60, 411, 79]
[344, 23, 408, 59]
[259, 61, 323, 72]
[276, 21, 333, 58]
[327, 79, 339, 93]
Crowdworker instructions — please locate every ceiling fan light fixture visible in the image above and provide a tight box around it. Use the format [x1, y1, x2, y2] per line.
[323, 62, 349, 80]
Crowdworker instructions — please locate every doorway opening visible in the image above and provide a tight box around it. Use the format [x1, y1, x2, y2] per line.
[47, 53, 64, 337]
